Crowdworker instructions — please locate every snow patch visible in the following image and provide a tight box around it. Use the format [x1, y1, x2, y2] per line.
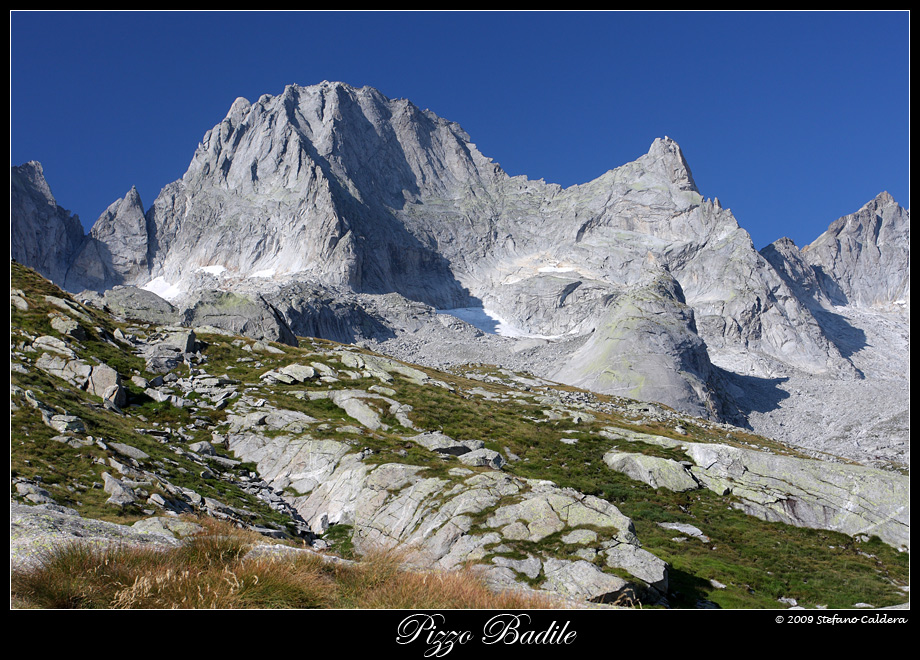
[142, 277, 184, 301]
[438, 307, 565, 340]
[196, 265, 227, 276]
[249, 268, 276, 279]
[438, 307, 502, 334]
[537, 266, 575, 273]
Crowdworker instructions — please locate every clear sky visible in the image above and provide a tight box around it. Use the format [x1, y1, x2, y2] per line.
[10, 10, 910, 251]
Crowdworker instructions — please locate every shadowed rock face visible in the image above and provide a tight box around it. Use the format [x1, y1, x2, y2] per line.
[9, 82, 910, 424]
[763, 192, 910, 313]
[97, 286, 182, 326]
[801, 192, 910, 310]
[11, 162, 85, 286]
[139, 84, 489, 310]
[65, 186, 151, 292]
[180, 290, 297, 347]
[761, 236, 833, 311]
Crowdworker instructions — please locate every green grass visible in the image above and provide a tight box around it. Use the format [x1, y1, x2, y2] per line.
[321, 524, 357, 559]
[380, 368, 910, 609]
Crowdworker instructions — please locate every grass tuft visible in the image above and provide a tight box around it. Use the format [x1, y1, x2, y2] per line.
[11, 523, 558, 609]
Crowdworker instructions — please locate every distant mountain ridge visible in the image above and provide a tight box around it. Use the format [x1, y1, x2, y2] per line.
[10, 81, 910, 438]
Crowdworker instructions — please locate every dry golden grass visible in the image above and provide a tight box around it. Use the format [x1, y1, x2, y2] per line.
[330, 549, 556, 609]
[11, 521, 562, 610]
[357, 568, 557, 609]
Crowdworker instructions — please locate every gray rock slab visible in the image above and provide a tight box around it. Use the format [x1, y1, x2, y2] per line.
[11, 503, 181, 571]
[108, 441, 149, 461]
[541, 558, 631, 602]
[657, 522, 710, 543]
[604, 450, 700, 492]
[411, 431, 472, 456]
[102, 472, 138, 507]
[603, 541, 669, 592]
[457, 448, 506, 469]
[686, 442, 910, 549]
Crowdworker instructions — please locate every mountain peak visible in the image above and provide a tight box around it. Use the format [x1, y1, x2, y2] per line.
[16, 159, 44, 177]
[867, 190, 900, 211]
[800, 192, 910, 309]
[225, 96, 251, 123]
[11, 160, 85, 285]
[12, 160, 54, 202]
[645, 136, 698, 193]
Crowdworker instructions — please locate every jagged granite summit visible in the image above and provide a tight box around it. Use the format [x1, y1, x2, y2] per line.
[10, 82, 910, 466]
[11, 161, 85, 286]
[803, 192, 909, 309]
[762, 192, 910, 313]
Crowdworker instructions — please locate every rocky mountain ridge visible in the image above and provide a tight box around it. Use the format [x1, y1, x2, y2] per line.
[11, 81, 910, 468]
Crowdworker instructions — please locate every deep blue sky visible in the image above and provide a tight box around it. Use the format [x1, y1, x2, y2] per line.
[10, 11, 910, 250]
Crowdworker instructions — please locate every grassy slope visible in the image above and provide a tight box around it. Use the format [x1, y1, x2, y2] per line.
[9, 262, 910, 609]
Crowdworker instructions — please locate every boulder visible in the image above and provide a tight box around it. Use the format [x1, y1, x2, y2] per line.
[411, 431, 473, 456]
[603, 450, 700, 492]
[457, 448, 506, 470]
[602, 541, 669, 592]
[541, 559, 633, 603]
[87, 363, 127, 407]
[182, 289, 298, 347]
[11, 502, 181, 571]
[102, 472, 138, 507]
[99, 286, 181, 325]
[108, 442, 149, 461]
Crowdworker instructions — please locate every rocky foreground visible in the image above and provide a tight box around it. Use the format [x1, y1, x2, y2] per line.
[10, 262, 910, 609]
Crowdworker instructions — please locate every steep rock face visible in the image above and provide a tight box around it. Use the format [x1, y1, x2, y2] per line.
[751, 200, 910, 465]
[762, 193, 910, 313]
[65, 186, 151, 292]
[420, 135, 851, 380]
[11, 162, 86, 285]
[676, 215, 854, 379]
[800, 192, 910, 310]
[142, 83, 500, 308]
[760, 236, 833, 311]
